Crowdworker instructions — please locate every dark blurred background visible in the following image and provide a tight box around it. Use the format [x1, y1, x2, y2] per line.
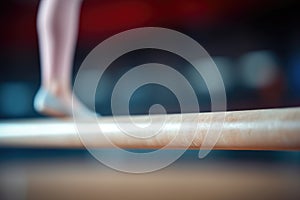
[0, 0, 300, 118]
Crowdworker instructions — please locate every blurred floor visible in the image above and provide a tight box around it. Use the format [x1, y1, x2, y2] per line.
[0, 149, 299, 200]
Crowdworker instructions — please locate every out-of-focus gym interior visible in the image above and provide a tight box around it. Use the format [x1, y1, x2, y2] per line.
[0, 0, 299, 199]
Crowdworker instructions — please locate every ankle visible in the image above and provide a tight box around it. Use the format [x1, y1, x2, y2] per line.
[41, 82, 72, 98]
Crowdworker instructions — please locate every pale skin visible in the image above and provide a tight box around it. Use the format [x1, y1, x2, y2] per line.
[34, 0, 92, 117]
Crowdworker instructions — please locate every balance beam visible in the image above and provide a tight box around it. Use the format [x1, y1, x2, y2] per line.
[0, 107, 299, 150]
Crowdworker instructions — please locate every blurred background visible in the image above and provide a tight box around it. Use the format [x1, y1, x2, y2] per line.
[0, 0, 300, 118]
[0, 0, 300, 199]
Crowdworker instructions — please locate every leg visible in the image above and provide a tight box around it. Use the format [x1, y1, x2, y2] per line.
[34, 0, 92, 117]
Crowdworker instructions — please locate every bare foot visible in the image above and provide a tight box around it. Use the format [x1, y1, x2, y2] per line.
[34, 87, 97, 118]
